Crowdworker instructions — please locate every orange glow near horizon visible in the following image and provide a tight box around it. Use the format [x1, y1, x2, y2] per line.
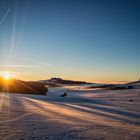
[2, 72, 14, 80]
[0, 70, 135, 84]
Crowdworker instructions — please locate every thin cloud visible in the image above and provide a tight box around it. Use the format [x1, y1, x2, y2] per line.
[38, 62, 52, 66]
[0, 64, 51, 68]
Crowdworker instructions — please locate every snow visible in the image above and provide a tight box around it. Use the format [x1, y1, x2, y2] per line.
[0, 86, 140, 140]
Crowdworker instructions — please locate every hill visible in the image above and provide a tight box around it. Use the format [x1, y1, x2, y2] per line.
[38, 78, 92, 87]
[0, 77, 47, 95]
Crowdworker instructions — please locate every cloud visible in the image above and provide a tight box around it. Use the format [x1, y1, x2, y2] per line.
[38, 62, 52, 66]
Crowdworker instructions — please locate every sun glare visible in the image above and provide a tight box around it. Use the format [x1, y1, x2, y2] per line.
[2, 72, 13, 80]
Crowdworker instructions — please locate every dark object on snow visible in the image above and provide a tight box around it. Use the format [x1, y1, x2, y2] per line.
[128, 86, 132, 89]
[61, 92, 67, 97]
[110, 99, 115, 101]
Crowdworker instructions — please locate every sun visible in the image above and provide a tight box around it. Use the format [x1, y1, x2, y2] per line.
[2, 72, 13, 80]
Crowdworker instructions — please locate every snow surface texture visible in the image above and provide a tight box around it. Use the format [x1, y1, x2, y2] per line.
[0, 86, 140, 140]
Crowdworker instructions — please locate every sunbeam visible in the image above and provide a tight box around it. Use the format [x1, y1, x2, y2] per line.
[0, 8, 11, 25]
[0, 93, 5, 110]
[16, 80, 40, 94]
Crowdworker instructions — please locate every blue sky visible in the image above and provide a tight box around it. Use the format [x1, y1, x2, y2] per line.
[0, 0, 140, 83]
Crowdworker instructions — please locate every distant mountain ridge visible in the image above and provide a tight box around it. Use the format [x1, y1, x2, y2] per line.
[88, 80, 140, 90]
[38, 78, 92, 86]
[125, 80, 140, 85]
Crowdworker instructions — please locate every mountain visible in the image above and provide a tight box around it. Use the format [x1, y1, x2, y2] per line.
[88, 80, 140, 90]
[38, 78, 92, 87]
[126, 80, 140, 85]
[0, 77, 47, 95]
[124, 80, 140, 88]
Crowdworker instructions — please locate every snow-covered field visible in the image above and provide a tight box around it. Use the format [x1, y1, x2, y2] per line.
[0, 86, 140, 140]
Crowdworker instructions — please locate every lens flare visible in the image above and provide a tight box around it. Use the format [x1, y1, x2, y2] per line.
[2, 72, 13, 80]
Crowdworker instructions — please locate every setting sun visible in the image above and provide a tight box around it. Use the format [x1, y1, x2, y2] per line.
[2, 72, 13, 80]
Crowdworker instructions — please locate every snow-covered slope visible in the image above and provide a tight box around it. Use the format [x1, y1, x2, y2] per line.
[0, 87, 140, 140]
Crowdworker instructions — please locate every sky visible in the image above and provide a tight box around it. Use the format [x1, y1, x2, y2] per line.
[0, 0, 140, 83]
